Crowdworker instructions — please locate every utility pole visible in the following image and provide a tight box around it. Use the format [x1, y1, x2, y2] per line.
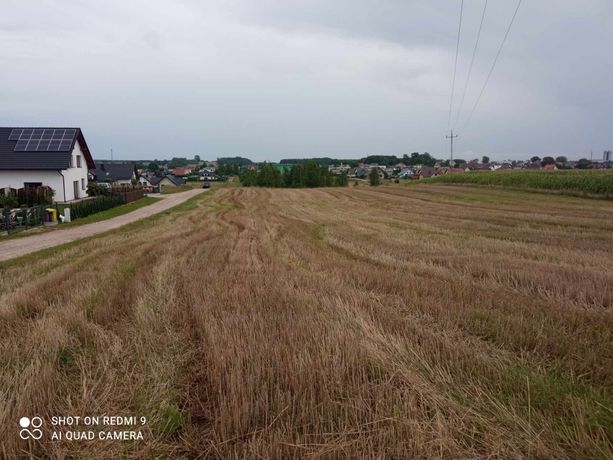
[446, 130, 458, 165]
[110, 148, 114, 161]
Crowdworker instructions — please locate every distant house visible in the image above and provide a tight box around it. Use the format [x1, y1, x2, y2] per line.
[437, 167, 467, 175]
[526, 161, 542, 169]
[419, 166, 438, 178]
[354, 167, 370, 179]
[0, 127, 94, 202]
[139, 176, 153, 186]
[398, 168, 415, 178]
[200, 172, 220, 181]
[170, 167, 191, 176]
[328, 163, 351, 175]
[149, 174, 185, 187]
[91, 162, 137, 185]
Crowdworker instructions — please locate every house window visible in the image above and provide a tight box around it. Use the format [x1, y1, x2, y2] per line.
[77, 155, 82, 168]
[24, 182, 43, 189]
[81, 178, 86, 190]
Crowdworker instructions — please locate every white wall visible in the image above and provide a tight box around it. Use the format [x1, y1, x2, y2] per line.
[0, 170, 65, 200]
[62, 140, 89, 201]
[0, 140, 89, 202]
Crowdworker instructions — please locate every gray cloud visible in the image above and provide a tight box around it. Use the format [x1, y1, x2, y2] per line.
[0, 0, 611, 161]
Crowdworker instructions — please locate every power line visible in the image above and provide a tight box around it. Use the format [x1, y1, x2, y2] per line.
[460, 0, 523, 134]
[454, 0, 488, 128]
[447, 0, 464, 132]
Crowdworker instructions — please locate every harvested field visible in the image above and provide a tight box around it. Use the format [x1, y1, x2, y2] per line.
[1, 184, 612, 458]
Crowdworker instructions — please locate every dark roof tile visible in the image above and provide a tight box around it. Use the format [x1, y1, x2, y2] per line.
[0, 127, 95, 170]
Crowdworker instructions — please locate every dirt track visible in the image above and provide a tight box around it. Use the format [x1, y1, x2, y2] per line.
[0, 189, 204, 262]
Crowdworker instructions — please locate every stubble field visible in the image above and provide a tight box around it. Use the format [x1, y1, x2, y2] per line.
[1, 184, 612, 458]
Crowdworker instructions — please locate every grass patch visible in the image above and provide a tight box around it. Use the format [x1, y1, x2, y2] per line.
[158, 405, 184, 436]
[414, 169, 613, 198]
[311, 223, 326, 241]
[0, 197, 157, 241]
[0, 191, 211, 270]
[161, 182, 202, 194]
[63, 197, 157, 226]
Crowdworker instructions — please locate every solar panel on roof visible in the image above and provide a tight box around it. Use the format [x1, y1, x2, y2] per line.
[14, 140, 28, 151]
[9, 129, 23, 140]
[11, 128, 77, 152]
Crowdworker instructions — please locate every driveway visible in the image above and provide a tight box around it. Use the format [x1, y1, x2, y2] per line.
[0, 188, 205, 262]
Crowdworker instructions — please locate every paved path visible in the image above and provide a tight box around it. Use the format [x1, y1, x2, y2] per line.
[0, 189, 205, 262]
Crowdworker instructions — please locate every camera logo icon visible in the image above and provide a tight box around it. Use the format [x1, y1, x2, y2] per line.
[19, 417, 43, 440]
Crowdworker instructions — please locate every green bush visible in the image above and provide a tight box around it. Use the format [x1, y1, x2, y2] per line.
[68, 195, 124, 219]
[16, 186, 54, 206]
[369, 168, 382, 186]
[87, 182, 110, 197]
[0, 194, 18, 209]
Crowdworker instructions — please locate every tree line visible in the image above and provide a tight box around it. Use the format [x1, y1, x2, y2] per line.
[240, 161, 348, 188]
[278, 153, 436, 167]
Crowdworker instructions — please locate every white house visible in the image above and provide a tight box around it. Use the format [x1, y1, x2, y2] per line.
[200, 172, 220, 181]
[139, 176, 152, 186]
[0, 127, 94, 202]
[398, 167, 415, 178]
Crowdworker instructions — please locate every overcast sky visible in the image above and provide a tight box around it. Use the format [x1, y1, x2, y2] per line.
[1, 1, 612, 161]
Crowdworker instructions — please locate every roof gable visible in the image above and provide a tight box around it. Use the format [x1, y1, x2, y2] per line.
[92, 163, 136, 181]
[149, 174, 185, 186]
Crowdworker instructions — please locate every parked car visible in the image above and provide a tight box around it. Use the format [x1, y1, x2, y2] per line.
[202, 182, 210, 189]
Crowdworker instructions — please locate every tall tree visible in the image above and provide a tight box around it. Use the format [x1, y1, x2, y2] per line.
[576, 158, 592, 169]
[369, 168, 381, 186]
[541, 156, 556, 166]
